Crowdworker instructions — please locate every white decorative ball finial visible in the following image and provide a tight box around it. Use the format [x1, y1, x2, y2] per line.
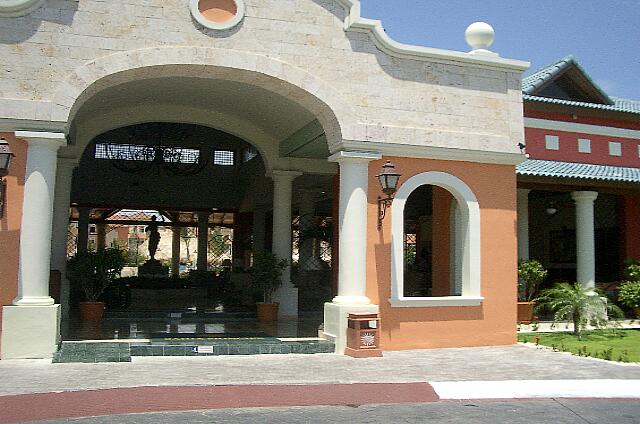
[465, 22, 495, 53]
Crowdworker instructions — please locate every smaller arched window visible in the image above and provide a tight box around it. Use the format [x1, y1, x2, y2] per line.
[390, 172, 483, 307]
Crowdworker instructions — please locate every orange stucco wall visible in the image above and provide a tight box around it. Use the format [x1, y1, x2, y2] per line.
[366, 157, 518, 350]
[0, 133, 25, 308]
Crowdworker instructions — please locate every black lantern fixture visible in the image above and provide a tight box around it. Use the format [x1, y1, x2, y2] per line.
[376, 160, 401, 230]
[0, 137, 15, 219]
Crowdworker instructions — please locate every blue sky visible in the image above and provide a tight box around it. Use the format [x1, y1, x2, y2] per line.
[359, 1, 640, 100]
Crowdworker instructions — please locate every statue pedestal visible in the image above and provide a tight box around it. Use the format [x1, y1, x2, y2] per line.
[138, 259, 169, 277]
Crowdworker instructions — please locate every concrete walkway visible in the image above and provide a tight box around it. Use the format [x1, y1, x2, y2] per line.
[1, 344, 639, 396]
[518, 319, 639, 333]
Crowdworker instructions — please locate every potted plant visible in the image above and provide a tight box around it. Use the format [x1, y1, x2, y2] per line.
[535, 282, 622, 339]
[67, 247, 126, 321]
[250, 251, 288, 321]
[517, 259, 547, 324]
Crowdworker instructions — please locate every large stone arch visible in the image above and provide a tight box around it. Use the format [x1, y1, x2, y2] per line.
[52, 46, 357, 151]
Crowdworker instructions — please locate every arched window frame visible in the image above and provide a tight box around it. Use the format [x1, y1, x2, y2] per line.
[390, 171, 483, 307]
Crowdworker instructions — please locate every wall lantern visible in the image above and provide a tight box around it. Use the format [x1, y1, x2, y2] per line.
[545, 202, 558, 216]
[0, 137, 15, 219]
[376, 160, 401, 230]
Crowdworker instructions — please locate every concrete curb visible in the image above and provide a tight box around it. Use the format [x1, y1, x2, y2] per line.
[432, 379, 640, 399]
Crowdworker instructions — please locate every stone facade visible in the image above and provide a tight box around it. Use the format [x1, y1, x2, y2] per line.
[0, 0, 527, 158]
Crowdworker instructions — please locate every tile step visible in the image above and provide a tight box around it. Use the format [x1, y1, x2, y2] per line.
[53, 338, 335, 363]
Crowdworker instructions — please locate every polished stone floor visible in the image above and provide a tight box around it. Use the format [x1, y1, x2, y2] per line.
[61, 308, 324, 341]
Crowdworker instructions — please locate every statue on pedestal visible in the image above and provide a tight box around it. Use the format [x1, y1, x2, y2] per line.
[138, 215, 168, 277]
[146, 216, 161, 260]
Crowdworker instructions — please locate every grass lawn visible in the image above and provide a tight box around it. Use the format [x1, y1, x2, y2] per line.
[518, 329, 640, 363]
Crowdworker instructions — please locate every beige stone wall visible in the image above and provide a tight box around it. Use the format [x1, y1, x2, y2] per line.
[0, 0, 526, 155]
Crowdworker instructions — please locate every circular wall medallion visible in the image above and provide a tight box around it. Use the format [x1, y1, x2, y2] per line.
[0, 0, 45, 17]
[190, 0, 245, 31]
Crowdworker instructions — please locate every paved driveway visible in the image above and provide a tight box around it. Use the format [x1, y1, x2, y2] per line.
[0, 344, 638, 396]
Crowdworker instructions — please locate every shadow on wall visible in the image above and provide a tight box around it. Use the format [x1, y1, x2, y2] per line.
[0, 2, 79, 44]
[310, 0, 348, 20]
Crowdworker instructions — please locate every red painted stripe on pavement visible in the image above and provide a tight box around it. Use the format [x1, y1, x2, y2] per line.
[0, 383, 439, 423]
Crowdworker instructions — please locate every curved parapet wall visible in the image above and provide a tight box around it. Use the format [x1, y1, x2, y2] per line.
[336, 0, 528, 71]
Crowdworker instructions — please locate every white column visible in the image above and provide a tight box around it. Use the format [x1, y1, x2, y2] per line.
[49, 157, 77, 318]
[517, 189, 531, 261]
[271, 170, 302, 317]
[323, 151, 381, 354]
[252, 205, 266, 253]
[196, 212, 210, 271]
[572, 191, 598, 289]
[171, 226, 181, 276]
[330, 151, 381, 304]
[13, 132, 66, 306]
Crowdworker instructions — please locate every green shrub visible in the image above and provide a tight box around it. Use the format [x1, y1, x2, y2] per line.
[518, 259, 548, 301]
[618, 280, 640, 309]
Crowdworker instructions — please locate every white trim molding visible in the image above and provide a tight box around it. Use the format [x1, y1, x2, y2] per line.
[390, 172, 482, 308]
[338, 140, 525, 166]
[336, 0, 529, 71]
[525, 118, 640, 140]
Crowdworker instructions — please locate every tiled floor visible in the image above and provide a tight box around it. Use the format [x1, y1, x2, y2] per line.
[60, 308, 324, 341]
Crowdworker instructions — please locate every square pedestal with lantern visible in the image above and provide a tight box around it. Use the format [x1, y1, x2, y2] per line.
[345, 313, 383, 358]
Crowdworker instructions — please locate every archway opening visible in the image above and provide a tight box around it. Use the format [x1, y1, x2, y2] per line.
[403, 184, 461, 297]
[56, 67, 342, 342]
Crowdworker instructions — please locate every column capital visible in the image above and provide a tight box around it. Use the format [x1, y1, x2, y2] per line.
[328, 150, 382, 163]
[517, 188, 531, 195]
[271, 170, 302, 181]
[15, 131, 67, 149]
[571, 191, 598, 202]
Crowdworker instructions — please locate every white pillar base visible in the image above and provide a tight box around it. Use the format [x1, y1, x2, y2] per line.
[1, 305, 61, 359]
[331, 295, 371, 305]
[12, 296, 55, 306]
[323, 302, 379, 354]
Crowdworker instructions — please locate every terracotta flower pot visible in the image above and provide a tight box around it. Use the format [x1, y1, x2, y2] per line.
[517, 301, 535, 324]
[79, 301, 105, 321]
[256, 303, 279, 322]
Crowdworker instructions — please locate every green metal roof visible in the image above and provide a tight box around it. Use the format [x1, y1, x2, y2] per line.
[517, 159, 640, 183]
[522, 56, 640, 115]
[523, 94, 640, 115]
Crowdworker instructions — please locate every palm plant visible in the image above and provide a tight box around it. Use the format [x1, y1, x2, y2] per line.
[535, 282, 622, 339]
